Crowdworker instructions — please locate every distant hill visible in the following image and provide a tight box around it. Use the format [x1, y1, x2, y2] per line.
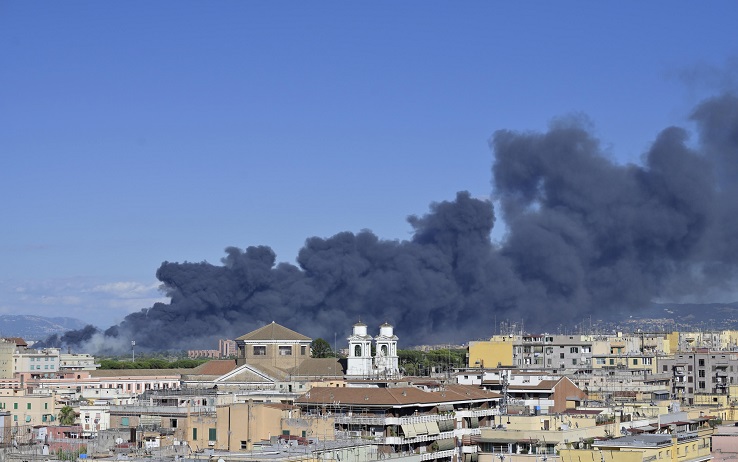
[0, 315, 87, 341]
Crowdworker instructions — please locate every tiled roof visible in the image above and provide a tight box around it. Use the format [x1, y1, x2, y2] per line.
[296, 385, 499, 407]
[236, 321, 311, 342]
[190, 359, 238, 376]
[288, 358, 345, 377]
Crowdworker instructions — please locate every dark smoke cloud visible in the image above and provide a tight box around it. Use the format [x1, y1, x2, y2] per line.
[66, 94, 738, 351]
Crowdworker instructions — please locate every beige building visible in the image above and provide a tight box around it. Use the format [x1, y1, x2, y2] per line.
[0, 340, 13, 379]
[210, 402, 334, 451]
[236, 322, 312, 370]
[0, 389, 56, 425]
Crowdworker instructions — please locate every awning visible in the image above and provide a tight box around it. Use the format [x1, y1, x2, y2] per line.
[426, 421, 440, 435]
[437, 404, 454, 412]
[464, 454, 479, 462]
[415, 423, 428, 435]
[469, 417, 479, 429]
[402, 424, 417, 438]
[436, 438, 456, 451]
[439, 419, 455, 432]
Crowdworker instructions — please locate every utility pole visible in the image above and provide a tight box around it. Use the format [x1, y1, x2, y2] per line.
[132, 340, 136, 362]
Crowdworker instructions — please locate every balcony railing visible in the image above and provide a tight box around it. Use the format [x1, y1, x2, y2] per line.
[421, 449, 457, 461]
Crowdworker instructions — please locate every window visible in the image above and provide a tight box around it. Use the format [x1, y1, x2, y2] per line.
[355, 345, 362, 356]
[27, 403, 31, 410]
[633, 359, 638, 365]
[570, 347, 579, 354]
[699, 370, 706, 377]
[13, 415, 17, 422]
[279, 346, 292, 356]
[663, 365, 668, 372]
[253, 346, 266, 356]
[193, 428, 197, 440]
[209, 428, 217, 441]
[301, 345, 307, 355]
[610, 359, 615, 365]
[241, 441, 249, 449]
[596, 358, 605, 365]
[699, 381, 705, 389]
[122, 417, 129, 426]
[699, 359, 705, 367]
[44, 403, 48, 410]
[560, 353, 565, 359]
[14, 403, 18, 410]
[282, 430, 290, 436]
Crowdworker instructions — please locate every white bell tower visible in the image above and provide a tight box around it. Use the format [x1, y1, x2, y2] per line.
[346, 321, 373, 377]
[374, 322, 399, 378]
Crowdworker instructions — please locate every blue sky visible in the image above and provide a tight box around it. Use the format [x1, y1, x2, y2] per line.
[1, 2, 737, 330]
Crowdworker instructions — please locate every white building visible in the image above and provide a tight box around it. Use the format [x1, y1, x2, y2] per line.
[346, 322, 400, 379]
[13, 348, 60, 377]
[346, 322, 374, 377]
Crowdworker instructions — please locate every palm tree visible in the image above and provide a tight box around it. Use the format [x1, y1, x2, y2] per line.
[58, 405, 76, 425]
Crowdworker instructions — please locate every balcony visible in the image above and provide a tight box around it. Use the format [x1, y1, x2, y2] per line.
[421, 449, 457, 461]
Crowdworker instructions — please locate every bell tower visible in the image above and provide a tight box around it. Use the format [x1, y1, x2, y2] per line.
[374, 322, 399, 378]
[346, 321, 373, 377]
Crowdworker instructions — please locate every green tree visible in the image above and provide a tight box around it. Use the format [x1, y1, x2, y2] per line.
[58, 405, 76, 425]
[310, 338, 334, 358]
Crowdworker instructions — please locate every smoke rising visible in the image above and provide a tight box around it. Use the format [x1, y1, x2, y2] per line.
[60, 94, 738, 351]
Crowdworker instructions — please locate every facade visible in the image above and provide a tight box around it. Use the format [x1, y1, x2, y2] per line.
[296, 384, 500, 462]
[13, 347, 60, 376]
[467, 336, 514, 368]
[0, 389, 56, 425]
[235, 321, 312, 369]
[660, 349, 738, 404]
[346, 322, 400, 379]
[59, 353, 98, 371]
[0, 340, 13, 379]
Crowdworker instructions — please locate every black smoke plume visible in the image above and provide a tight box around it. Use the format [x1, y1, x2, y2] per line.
[64, 94, 738, 351]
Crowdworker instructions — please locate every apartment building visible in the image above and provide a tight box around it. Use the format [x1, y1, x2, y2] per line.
[295, 384, 500, 462]
[660, 349, 738, 404]
[0, 388, 56, 425]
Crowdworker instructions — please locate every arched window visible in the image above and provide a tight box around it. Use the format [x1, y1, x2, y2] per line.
[354, 345, 362, 357]
[381, 345, 388, 356]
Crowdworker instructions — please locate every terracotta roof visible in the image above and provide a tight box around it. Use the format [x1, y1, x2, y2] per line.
[296, 385, 499, 407]
[190, 360, 238, 376]
[508, 380, 558, 391]
[289, 358, 345, 377]
[236, 321, 311, 342]
[2, 337, 28, 347]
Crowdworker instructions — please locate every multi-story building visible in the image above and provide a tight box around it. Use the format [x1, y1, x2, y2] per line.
[0, 388, 56, 425]
[59, 353, 98, 371]
[295, 384, 500, 462]
[0, 340, 13, 379]
[13, 347, 60, 377]
[660, 349, 738, 404]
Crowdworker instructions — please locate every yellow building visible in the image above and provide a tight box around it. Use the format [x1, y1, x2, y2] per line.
[185, 402, 334, 451]
[468, 336, 514, 368]
[561, 426, 713, 462]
